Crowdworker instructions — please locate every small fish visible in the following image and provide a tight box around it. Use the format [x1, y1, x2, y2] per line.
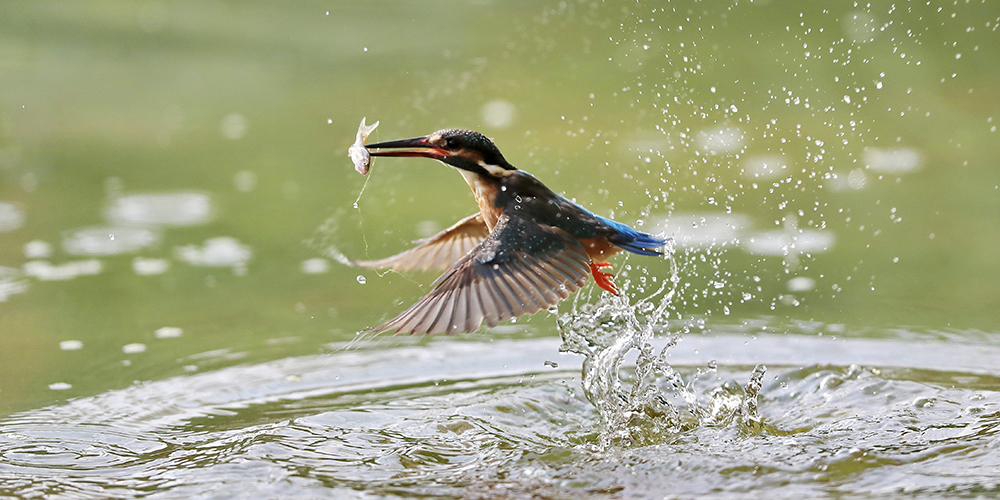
[348, 117, 379, 175]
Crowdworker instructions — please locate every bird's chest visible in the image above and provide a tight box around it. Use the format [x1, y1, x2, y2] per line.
[458, 170, 503, 230]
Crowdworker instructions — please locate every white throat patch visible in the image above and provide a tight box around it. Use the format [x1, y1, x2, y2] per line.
[479, 161, 513, 177]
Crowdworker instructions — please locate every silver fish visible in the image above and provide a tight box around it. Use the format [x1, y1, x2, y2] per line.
[348, 117, 379, 175]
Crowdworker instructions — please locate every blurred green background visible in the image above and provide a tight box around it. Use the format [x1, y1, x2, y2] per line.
[0, 1, 997, 415]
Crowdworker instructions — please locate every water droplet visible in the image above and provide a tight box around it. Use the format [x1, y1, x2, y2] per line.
[356, 275, 367, 284]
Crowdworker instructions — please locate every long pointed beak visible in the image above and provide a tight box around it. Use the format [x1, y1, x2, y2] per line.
[366, 136, 450, 161]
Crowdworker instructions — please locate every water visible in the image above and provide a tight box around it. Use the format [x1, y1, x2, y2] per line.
[2, 332, 999, 498]
[1, 0, 999, 498]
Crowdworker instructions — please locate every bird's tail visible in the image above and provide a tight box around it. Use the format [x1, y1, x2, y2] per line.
[616, 233, 669, 256]
[599, 217, 669, 256]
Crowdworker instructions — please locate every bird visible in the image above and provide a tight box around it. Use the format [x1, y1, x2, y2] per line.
[352, 128, 668, 335]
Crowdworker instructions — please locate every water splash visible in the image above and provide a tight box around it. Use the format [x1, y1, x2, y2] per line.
[556, 257, 767, 448]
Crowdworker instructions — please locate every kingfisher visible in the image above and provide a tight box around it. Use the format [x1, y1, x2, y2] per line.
[352, 128, 667, 335]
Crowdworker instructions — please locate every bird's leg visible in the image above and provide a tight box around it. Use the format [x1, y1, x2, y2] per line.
[589, 261, 619, 295]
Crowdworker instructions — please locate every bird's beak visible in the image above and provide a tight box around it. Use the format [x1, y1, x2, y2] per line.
[366, 136, 451, 161]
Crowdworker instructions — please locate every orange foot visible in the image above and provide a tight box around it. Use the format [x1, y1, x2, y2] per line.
[589, 261, 619, 295]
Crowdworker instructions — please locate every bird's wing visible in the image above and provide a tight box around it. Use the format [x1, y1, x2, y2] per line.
[350, 213, 489, 272]
[369, 213, 591, 335]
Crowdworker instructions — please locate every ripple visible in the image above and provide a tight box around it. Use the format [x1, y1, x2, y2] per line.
[62, 227, 160, 256]
[1, 335, 999, 498]
[0, 334, 996, 497]
[104, 192, 213, 227]
[0, 202, 25, 232]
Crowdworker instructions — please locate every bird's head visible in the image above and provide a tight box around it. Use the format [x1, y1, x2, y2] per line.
[366, 129, 516, 178]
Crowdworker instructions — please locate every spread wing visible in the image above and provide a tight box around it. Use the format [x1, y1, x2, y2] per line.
[369, 213, 591, 335]
[351, 213, 489, 272]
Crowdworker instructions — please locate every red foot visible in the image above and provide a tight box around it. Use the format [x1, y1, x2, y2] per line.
[589, 261, 619, 295]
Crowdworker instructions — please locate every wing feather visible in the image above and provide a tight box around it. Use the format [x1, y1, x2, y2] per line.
[351, 213, 488, 272]
[368, 213, 592, 335]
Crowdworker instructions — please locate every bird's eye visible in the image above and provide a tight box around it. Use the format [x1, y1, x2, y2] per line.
[444, 138, 459, 149]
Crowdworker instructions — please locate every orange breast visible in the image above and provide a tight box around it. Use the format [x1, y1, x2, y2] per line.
[580, 237, 621, 263]
[458, 169, 502, 230]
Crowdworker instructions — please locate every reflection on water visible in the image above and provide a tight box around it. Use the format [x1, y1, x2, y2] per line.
[1, 333, 998, 498]
[174, 237, 252, 273]
[743, 229, 835, 256]
[22, 240, 51, 259]
[220, 113, 249, 141]
[696, 126, 744, 155]
[59, 340, 83, 351]
[300, 257, 330, 274]
[0, 202, 25, 232]
[659, 213, 749, 248]
[62, 227, 160, 256]
[104, 192, 214, 227]
[787, 276, 816, 292]
[23, 259, 102, 281]
[864, 147, 923, 174]
[154, 327, 183, 339]
[131, 257, 170, 276]
[122, 343, 146, 354]
[0, 266, 28, 302]
[742, 155, 789, 180]
[656, 211, 835, 258]
[481, 99, 517, 129]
